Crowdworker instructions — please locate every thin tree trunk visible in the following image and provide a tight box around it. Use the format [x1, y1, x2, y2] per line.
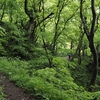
[71, 33, 84, 61]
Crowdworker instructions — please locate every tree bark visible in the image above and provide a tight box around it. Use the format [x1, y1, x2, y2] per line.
[88, 37, 98, 92]
[80, 0, 98, 92]
[24, 0, 54, 44]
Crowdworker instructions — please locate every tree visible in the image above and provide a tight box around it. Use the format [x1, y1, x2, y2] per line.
[80, 0, 99, 92]
[24, 0, 54, 44]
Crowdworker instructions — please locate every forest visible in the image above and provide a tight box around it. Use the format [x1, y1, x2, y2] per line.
[0, 0, 100, 100]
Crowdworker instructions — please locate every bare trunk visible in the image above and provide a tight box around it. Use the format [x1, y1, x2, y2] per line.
[88, 37, 98, 92]
[78, 49, 81, 65]
[80, 0, 98, 92]
[71, 33, 84, 61]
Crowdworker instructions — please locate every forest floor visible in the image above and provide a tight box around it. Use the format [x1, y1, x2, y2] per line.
[0, 73, 40, 100]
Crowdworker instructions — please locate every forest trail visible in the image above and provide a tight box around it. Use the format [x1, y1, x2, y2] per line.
[0, 73, 39, 100]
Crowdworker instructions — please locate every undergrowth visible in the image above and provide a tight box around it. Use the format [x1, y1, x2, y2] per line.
[0, 57, 100, 100]
[0, 86, 6, 100]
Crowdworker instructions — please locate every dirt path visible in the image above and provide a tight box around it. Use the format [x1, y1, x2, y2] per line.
[0, 73, 39, 100]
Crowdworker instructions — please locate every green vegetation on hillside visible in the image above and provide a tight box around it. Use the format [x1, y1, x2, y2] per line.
[0, 0, 100, 100]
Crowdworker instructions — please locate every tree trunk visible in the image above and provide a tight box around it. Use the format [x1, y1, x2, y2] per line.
[71, 33, 84, 61]
[27, 17, 37, 43]
[80, 0, 99, 92]
[82, 44, 86, 56]
[78, 49, 81, 65]
[88, 37, 98, 92]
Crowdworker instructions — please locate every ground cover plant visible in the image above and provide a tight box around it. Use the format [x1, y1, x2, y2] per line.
[0, 57, 100, 100]
[0, 84, 6, 100]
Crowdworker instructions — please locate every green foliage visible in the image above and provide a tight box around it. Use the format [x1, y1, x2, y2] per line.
[27, 47, 49, 69]
[52, 57, 65, 66]
[0, 24, 45, 60]
[0, 22, 28, 58]
[0, 57, 100, 100]
[0, 57, 28, 75]
[0, 87, 6, 100]
[0, 0, 100, 100]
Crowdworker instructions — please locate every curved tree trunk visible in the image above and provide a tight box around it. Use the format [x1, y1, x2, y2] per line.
[80, 0, 99, 92]
[88, 37, 98, 91]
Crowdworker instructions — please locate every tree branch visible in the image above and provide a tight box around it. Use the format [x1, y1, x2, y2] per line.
[80, 0, 89, 35]
[94, 6, 100, 32]
[36, 12, 54, 27]
[59, 7, 79, 36]
[24, 0, 30, 17]
[0, 1, 6, 21]
[90, 0, 96, 35]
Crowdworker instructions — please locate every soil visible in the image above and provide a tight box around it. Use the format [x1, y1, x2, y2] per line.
[0, 73, 41, 100]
